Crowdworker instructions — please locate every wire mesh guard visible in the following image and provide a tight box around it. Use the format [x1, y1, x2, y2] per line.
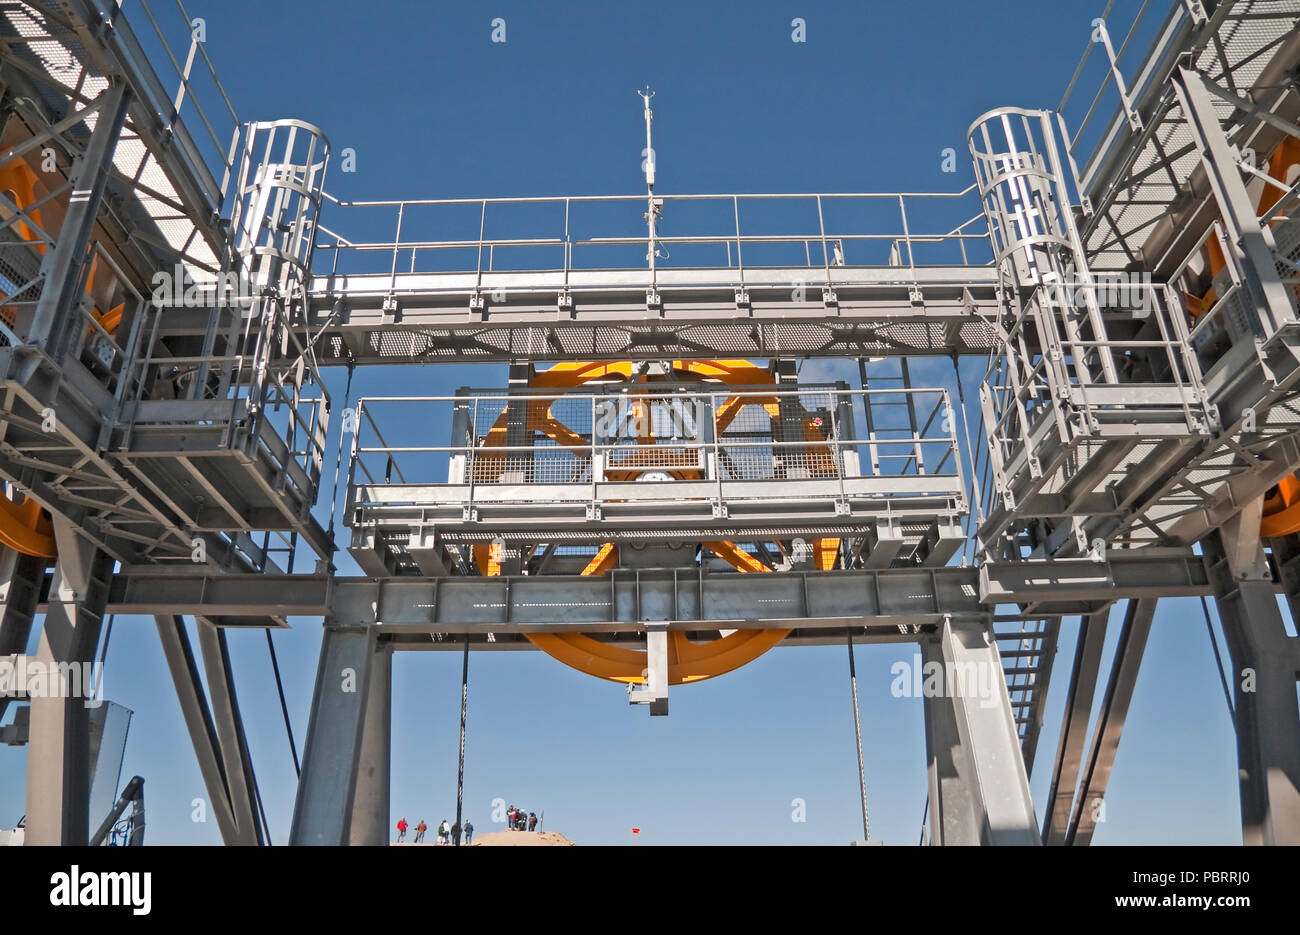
[462, 389, 845, 486]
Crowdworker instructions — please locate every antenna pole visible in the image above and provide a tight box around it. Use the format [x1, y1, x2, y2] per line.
[639, 87, 660, 274]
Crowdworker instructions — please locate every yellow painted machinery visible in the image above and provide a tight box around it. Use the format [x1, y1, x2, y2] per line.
[468, 359, 840, 686]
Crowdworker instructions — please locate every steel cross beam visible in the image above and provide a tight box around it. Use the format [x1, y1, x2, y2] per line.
[99, 554, 1216, 630]
[294, 269, 1005, 363]
[24, 81, 130, 361]
[1172, 66, 1298, 341]
[290, 280, 1195, 365]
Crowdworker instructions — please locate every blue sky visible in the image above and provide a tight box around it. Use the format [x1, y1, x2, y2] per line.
[0, 0, 1250, 845]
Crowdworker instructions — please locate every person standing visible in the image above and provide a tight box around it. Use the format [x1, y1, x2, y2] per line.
[451, 819, 461, 846]
[438, 819, 450, 844]
[464, 819, 474, 845]
[414, 819, 427, 843]
[507, 805, 516, 830]
[527, 812, 537, 832]
[396, 817, 408, 843]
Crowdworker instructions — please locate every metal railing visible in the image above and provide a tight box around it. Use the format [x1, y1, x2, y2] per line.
[346, 386, 965, 519]
[129, 0, 242, 205]
[1056, 0, 1188, 184]
[982, 279, 1205, 434]
[313, 189, 994, 293]
[121, 291, 330, 493]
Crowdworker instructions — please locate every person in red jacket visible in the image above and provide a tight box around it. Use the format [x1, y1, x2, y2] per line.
[396, 817, 408, 843]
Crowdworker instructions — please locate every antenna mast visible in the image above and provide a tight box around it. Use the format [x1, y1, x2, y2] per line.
[639, 87, 661, 274]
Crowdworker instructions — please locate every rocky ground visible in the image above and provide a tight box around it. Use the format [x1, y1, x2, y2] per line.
[470, 830, 575, 846]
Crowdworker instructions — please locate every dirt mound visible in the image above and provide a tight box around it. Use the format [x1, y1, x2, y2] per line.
[471, 830, 574, 846]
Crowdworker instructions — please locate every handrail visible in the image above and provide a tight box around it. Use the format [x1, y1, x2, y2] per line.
[347, 388, 964, 501]
[312, 188, 994, 282]
[1058, 0, 1179, 157]
[132, 0, 241, 202]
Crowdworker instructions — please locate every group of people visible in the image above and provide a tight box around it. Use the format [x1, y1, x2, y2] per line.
[394, 807, 539, 843]
[396, 816, 474, 845]
[506, 806, 538, 832]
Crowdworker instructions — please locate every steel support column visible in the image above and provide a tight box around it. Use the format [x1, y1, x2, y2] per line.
[23, 516, 113, 845]
[1042, 609, 1110, 845]
[922, 617, 1039, 845]
[922, 634, 973, 845]
[347, 641, 392, 846]
[1205, 533, 1300, 845]
[154, 615, 241, 844]
[1067, 598, 1156, 846]
[195, 618, 263, 845]
[289, 584, 379, 845]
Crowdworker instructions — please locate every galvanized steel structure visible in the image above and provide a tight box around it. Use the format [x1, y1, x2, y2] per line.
[1, 0, 1299, 846]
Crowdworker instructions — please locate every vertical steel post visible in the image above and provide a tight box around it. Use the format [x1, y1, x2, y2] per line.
[290, 583, 379, 845]
[348, 642, 391, 846]
[24, 517, 113, 845]
[1204, 530, 1300, 845]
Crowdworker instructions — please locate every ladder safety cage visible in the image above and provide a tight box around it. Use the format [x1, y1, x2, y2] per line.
[969, 106, 1218, 561]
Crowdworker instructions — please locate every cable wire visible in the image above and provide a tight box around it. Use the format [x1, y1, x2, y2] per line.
[266, 630, 301, 777]
[847, 628, 869, 841]
[1200, 596, 1235, 717]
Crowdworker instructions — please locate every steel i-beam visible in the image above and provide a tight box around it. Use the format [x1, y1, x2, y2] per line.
[348, 642, 392, 845]
[922, 616, 1040, 845]
[1042, 610, 1110, 846]
[1205, 531, 1300, 845]
[289, 584, 380, 846]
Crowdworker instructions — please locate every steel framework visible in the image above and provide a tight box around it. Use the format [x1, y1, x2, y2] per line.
[1, 0, 1299, 846]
